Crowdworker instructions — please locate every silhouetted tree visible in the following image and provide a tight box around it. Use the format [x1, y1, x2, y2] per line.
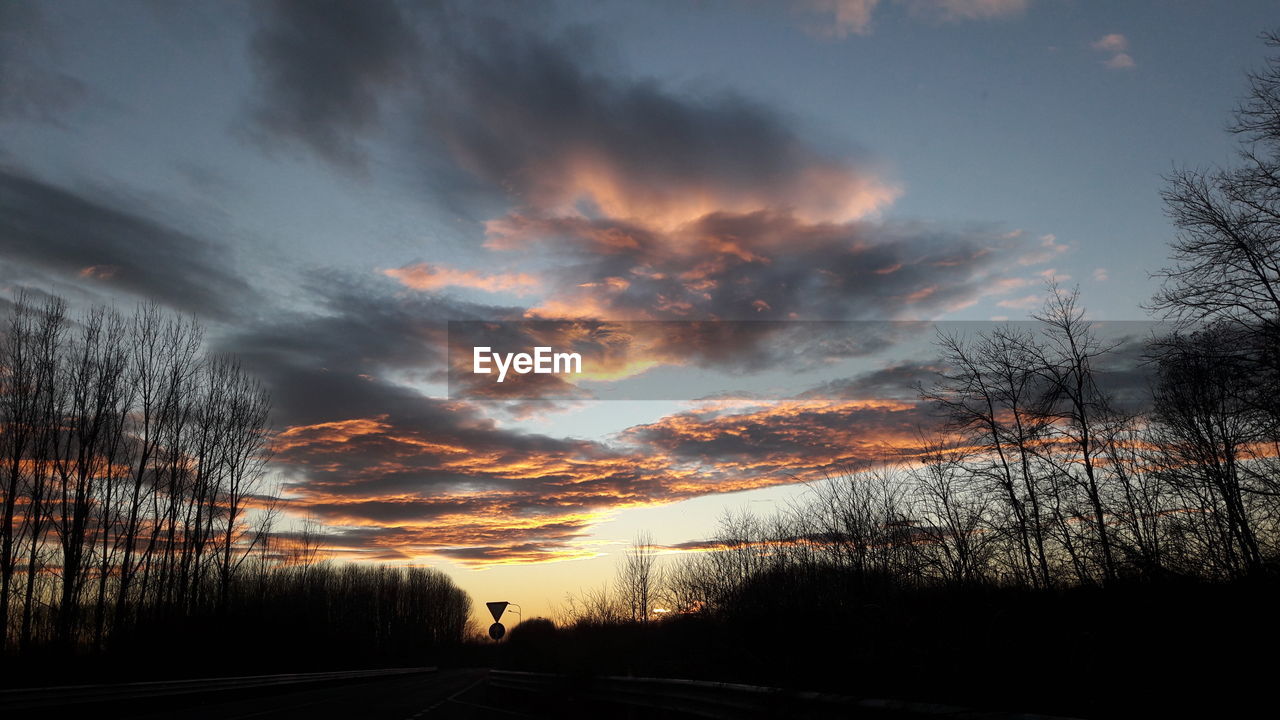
[1154, 30, 1280, 400]
[617, 532, 664, 623]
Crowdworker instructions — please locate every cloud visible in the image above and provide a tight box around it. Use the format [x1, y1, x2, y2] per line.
[1017, 233, 1069, 265]
[1092, 267, 1109, 282]
[1105, 53, 1135, 70]
[1091, 33, 1135, 70]
[269, 392, 934, 566]
[801, 0, 880, 37]
[800, 0, 1026, 37]
[489, 211, 1061, 325]
[214, 280, 650, 565]
[445, 320, 921, 399]
[218, 271, 526, 425]
[246, 2, 899, 224]
[898, 0, 1028, 22]
[0, 167, 257, 317]
[1091, 33, 1128, 53]
[222, 278, 945, 566]
[620, 397, 928, 484]
[246, 0, 420, 170]
[267, 404, 690, 566]
[384, 263, 540, 295]
[0, 1, 86, 122]
[995, 293, 1042, 310]
[247, 3, 1058, 332]
[427, 31, 900, 228]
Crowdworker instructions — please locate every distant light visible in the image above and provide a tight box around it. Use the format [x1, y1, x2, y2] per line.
[652, 608, 669, 613]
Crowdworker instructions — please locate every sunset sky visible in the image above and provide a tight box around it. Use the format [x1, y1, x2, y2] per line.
[2, 0, 1276, 621]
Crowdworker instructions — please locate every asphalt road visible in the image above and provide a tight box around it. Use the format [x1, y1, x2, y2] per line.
[6, 669, 1087, 720]
[18, 670, 554, 720]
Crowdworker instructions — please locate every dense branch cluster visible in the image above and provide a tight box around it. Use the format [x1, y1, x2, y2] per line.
[569, 289, 1280, 625]
[0, 294, 471, 659]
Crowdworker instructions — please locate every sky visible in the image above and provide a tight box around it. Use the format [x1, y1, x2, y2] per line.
[1, 0, 1277, 622]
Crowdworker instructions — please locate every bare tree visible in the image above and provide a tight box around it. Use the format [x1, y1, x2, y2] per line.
[1030, 285, 1121, 584]
[924, 326, 1053, 587]
[50, 305, 129, 647]
[1150, 325, 1272, 577]
[617, 532, 663, 624]
[907, 433, 994, 586]
[1154, 33, 1280, 339]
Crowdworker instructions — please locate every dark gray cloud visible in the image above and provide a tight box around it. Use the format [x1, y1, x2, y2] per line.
[247, 1, 1055, 333]
[217, 278, 673, 534]
[245, 1, 893, 220]
[0, 1, 86, 122]
[246, 0, 420, 170]
[0, 167, 256, 318]
[800, 360, 948, 402]
[218, 271, 523, 423]
[418, 14, 886, 217]
[498, 212, 1025, 322]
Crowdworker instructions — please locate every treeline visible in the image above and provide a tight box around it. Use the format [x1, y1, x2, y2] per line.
[559, 284, 1279, 630]
[542, 294, 1280, 717]
[0, 294, 471, 669]
[534, 38, 1280, 716]
[0, 293, 272, 653]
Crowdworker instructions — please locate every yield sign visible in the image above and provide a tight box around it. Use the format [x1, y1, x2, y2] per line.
[486, 601, 509, 622]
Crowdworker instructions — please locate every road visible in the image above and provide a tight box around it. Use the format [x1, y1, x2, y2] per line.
[16, 670, 558, 720]
[6, 669, 1086, 719]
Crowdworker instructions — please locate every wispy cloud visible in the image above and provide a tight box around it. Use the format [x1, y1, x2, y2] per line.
[246, 0, 419, 171]
[899, 0, 1028, 23]
[1092, 33, 1135, 70]
[800, 0, 1028, 37]
[0, 1, 86, 122]
[384, 263, 540, 295]
[0, 168, 258, 318]
[1105, 53, 1136, 70]
[1091, 33, 1128, 53]
[995, 293, 1042, 309]
[801, 0, 880, 37]
[1017, 233, 1069, 265]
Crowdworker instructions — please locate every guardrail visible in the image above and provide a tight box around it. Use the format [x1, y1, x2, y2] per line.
[489, 670, 1084, 720]
[0, 666, 438, 710]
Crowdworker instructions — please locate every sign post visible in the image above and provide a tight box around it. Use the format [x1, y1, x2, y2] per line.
[486, 601, 515, 642]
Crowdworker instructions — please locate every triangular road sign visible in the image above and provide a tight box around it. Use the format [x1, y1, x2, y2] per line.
[486, 601, 509, 622]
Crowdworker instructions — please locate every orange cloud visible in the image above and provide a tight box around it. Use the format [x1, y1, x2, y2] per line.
[79, 265, 119, 279]
[271, 391, 934, 566]
[517, 150, 900, 232]
[384, 263, 540, 294]
[803, 0, 880, 37]
[1092, 33, 1128, 53]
